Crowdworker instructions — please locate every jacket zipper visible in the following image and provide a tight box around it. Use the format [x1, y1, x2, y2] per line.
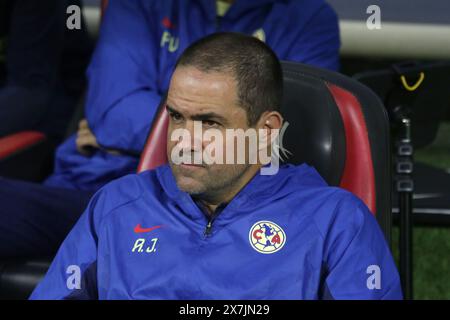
[204, 215, 217, 238]
[198, 197, 227, 238]
[204, 219, 213, 237]
[203, 208, 223, 238]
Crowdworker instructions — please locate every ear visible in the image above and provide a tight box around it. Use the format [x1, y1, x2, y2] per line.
[257, 111, 283, 132]
[255, 111, 283, 151]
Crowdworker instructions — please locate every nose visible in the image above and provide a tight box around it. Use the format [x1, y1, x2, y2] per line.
[177, 120, 203, 153]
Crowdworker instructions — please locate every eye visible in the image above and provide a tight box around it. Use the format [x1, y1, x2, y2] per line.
[203, 120, 219, 128]
[169, 111, 183, 123]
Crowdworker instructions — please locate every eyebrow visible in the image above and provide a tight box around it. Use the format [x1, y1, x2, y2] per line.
[166, 104, 228, 124]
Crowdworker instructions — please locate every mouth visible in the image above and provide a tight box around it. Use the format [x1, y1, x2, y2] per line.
[178, 163, 205, 170]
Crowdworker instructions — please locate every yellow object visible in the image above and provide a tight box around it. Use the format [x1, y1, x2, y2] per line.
[400, 72, 425, 91]
[253, 28, 266, 42]
[216, 0, 232, 17]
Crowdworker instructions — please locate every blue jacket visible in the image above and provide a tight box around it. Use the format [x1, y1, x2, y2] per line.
[44, 0, 341, 191]
[31, 164, 402, 299]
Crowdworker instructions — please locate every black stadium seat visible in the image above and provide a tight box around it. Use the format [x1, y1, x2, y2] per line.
[0, 61, 393, 299]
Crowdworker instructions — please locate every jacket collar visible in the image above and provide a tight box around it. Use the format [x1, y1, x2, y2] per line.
[155, 162, 327, 223]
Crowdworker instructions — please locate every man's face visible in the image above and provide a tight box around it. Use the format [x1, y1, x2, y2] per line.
[166, 66, 254, 198]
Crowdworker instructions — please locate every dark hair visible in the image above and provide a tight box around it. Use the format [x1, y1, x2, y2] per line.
[175, 32, 283, 125]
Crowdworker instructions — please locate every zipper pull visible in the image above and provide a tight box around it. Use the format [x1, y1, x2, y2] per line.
[204, 220, 213, 237]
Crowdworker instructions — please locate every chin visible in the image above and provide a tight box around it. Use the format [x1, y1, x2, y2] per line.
[175, 176, 206, 195]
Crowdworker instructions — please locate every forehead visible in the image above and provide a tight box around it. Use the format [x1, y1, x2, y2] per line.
[167, 66, 239, 114]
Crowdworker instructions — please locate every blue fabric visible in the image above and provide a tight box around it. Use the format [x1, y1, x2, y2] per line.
[45, 0, 340, 191]
[44, 135, 139, 191]
[31, 164, 402, 300]
[0, 177, 93, 258]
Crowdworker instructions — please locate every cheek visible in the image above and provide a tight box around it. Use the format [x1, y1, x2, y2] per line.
[166, 140, 176, 159]
[167, 126, 184, 157]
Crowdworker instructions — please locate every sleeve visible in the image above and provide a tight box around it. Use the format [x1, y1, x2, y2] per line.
[29, 191, 104, 300]
[320, 195, 403, 300]
[285, 1, 341, 71]
[84, 0, 162, 153]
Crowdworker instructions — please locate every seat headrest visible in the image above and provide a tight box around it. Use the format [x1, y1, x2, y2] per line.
[281, 67, 345, 186]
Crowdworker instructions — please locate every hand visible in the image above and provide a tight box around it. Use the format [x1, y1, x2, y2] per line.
[76, 119, 100, 156]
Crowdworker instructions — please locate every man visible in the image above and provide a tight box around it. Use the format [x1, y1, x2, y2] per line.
[30, 33, 402, 300]
[0, 0, 340, 258]
[46, 0, 341, 190]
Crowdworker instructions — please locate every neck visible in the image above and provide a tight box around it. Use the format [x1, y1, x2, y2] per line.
[195, 164, 261, 215]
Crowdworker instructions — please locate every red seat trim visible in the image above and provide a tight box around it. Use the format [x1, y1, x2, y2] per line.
[327, 83, 377, 215]
[0, 131, 46, 160]
[137, 108, 169, 173]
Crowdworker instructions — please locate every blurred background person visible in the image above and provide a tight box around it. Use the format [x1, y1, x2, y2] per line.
[0, 0, 92, 142]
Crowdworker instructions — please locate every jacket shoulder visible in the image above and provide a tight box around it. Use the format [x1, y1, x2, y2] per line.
[90, 171, 158, 221]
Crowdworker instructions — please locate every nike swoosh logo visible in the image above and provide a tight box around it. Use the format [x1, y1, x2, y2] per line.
[134, 224, 163, 234]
